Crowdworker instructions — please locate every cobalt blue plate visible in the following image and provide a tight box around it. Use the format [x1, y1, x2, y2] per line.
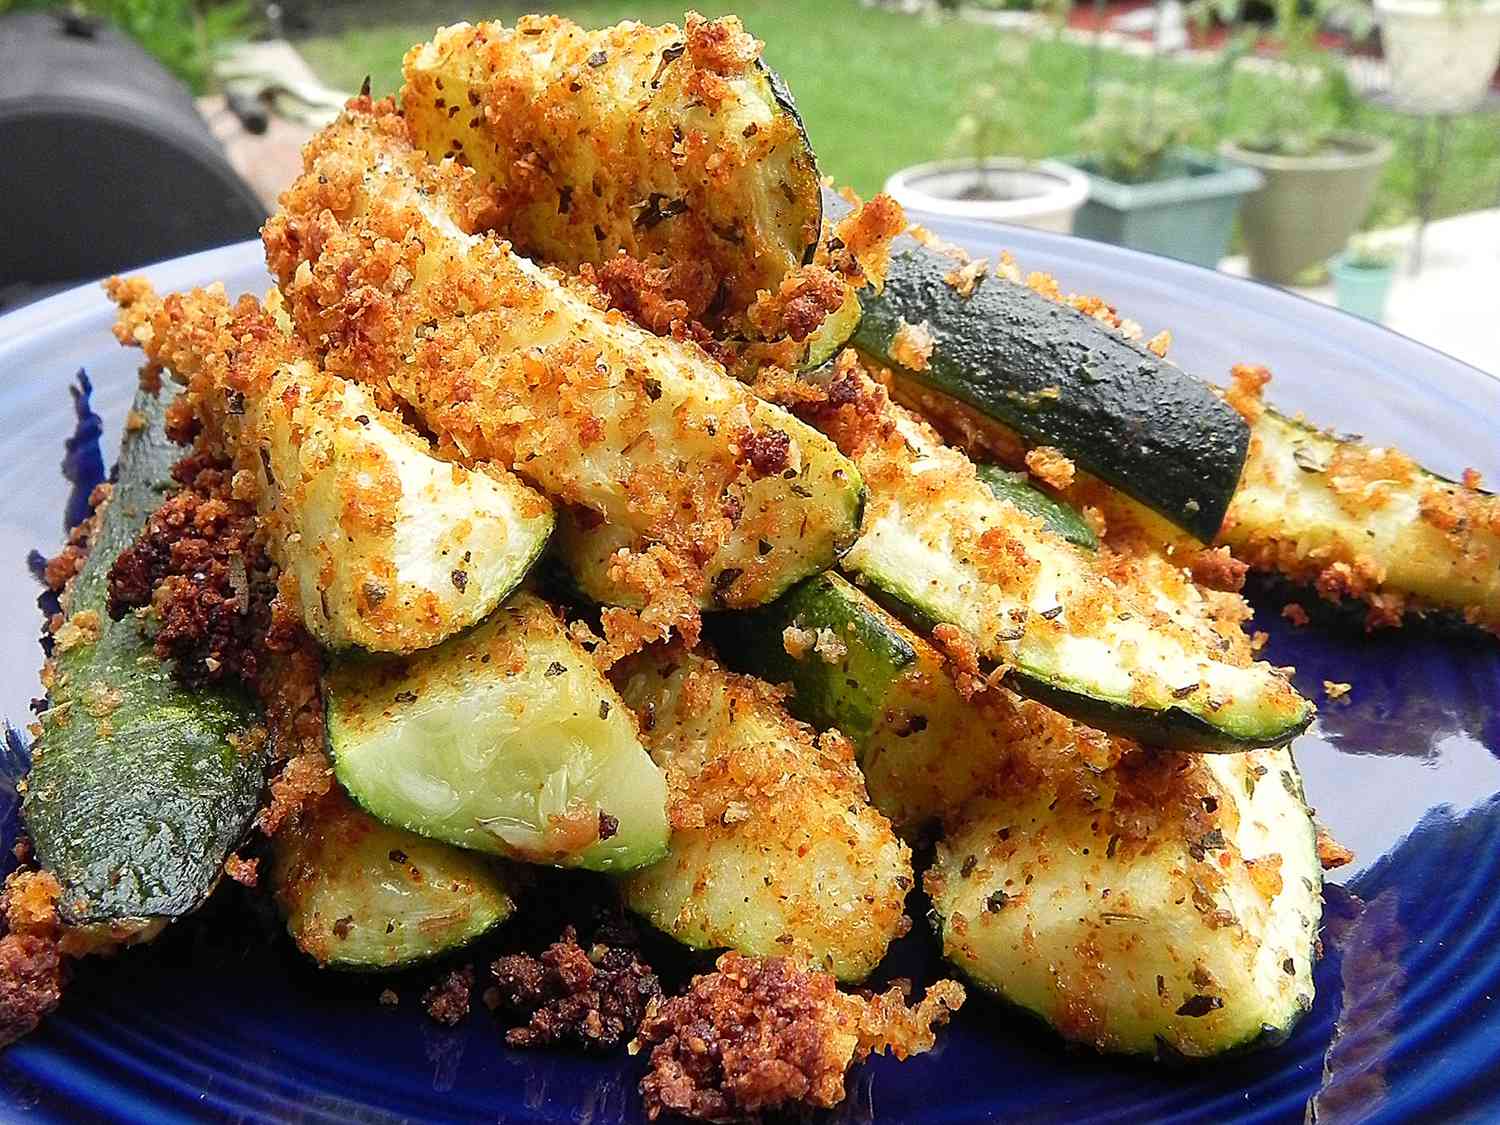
[0, 222, 1496, 1124]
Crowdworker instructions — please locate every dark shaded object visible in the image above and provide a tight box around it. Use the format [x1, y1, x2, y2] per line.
[0, 11, 265, 285]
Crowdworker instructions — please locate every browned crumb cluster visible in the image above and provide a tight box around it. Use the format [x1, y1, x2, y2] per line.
[490, 925, 662, 1050]
[422, 965, 475, 1027]
[106, 450, 278, 688]
[633, 952, 963, 1123]
[0, 869, 66, 1047]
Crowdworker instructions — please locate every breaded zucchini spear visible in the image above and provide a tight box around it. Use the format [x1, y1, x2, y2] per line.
[807, 358, 1311, 752]
[263, 99, 862, 616]
[401, 13, 821, 324]
[108, 279, 552, 653]
[613, 647, 912, 982]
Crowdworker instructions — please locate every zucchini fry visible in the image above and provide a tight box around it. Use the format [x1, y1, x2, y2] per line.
[809, 357, 1311, 752]
[326, 594, 670, 873]
[108, 280, 553, 654]
[1219, 367, 1500, 633]
[929, 741, 1321, 1059]
[24, 386, 266, 929]
[709, 571, 1132, 833]
[614, 647, 911, 982]
[401, 14, 821, 324]
[263, 99, 862, 613]
[271, 789, 516, 970]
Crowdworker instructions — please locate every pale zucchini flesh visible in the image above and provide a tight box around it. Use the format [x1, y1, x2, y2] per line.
[248, 365, 553, 653]
[829, 390, 1311, 752]
[327, 594, 669, 872]
[108, 280, 553, 654]
[271, 791, 515, 970]
[1222, 406, 1500, 632]
[614, 648, 911, 981]
[401, 14, 822, 322]
[708, 571, 1127, 833]
[264, 105, 862, 610]
[929, 745, 1321, 1058]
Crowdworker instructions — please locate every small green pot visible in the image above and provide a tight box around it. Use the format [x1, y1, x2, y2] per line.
[1329, 253, 1397, 322]
[1222, 133, 1393, 285]
[1062, 149, 1263, 268]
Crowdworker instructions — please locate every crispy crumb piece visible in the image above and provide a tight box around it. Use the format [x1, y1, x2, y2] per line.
[1281, 603, 1310, 627]
[223, 853, 260, 887]
[379, 988, 399, 1007]
[811, 627, 847, 664]
[1323, 680, 1352, 702]
[1316, 826, 1355, 870]
[1024, 446, 1076, 491]
[491, 925, 661, 1050]
[889, 319, 935, 372]
[782, 624, 816, 660]
[633, 953, 962, 1122]
[0, 869, 65, 1047]
[943, 257, 989, 297]
[1145, 330, 1172, 358]
[423, 966, 474, 1027]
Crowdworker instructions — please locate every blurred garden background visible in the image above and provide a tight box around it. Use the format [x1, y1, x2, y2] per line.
[2, 0, 1497, 365]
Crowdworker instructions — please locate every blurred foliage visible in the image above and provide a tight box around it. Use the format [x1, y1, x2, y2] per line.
[1220, 0, 1375, 155]
[0, 0, 254, 92]
[1075, 82, 1203, 182]
[944, 38, 1060, 164]
[297, 0, 1500, 230]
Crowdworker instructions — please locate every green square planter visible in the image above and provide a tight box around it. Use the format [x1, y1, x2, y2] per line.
[1062, 149, 1264, 268]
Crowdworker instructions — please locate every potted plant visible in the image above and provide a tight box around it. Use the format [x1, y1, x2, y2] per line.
[1329, 234, 1400, 321]
[1220, 0, 1393, 284]
[1063, 83, 1263, 267]
[883, 38, 1090, 232]
[1375, 0, 1500, 113]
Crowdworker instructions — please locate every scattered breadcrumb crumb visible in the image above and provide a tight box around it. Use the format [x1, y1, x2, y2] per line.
[491, 926, 661, 1050]
[811, 627, 848, 664]
[423, 966, 475, 1027]
[1282, 603, 1310, 627]
[1024, 446, 1076, 491]
[379, 988, 399, 1007]
[1323, 680, 1353, 702]
[1316, 826, 1355, 870]
[889, 319, 935, 372]
[943, 257, 988, 297]
[222, 853, 260, 887]
[632, 953, 962, 1122]
[1146, 330, 1172, 358]
[782, 624, 816, 660]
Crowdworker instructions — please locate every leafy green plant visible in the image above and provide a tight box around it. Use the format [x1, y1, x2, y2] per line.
[0, 0, 254, 93]
[1075, 82, 1203, 183]
[1340, 232, 1401, 268]
[944, 37, 1055, 166]
[1228, 0, 1374, 156]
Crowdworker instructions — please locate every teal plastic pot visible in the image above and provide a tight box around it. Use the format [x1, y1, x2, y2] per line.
[1062, 149, 1263, 268]
[1329, 253, 1396, 322]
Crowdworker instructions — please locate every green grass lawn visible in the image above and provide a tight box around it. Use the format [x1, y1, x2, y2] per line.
[297, 1, 1499, 228]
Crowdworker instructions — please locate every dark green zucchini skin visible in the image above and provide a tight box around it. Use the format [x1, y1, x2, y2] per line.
[23, 388, 267, 926]
[1008, 672, 1310, 755]
[849, 582, 1309, 755]
[707, 571, 915, 745]
[975, 465, 1098, 550]
[842, 206, 1248, 543]
[761, 62, 820, 268]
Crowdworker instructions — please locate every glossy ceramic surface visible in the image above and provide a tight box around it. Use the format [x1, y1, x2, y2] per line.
[0, 223, 1496, 1124]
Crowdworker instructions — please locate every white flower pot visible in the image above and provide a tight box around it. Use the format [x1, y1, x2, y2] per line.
[883, 158, 1090, 234]
[1375, 0, 1500, 113]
